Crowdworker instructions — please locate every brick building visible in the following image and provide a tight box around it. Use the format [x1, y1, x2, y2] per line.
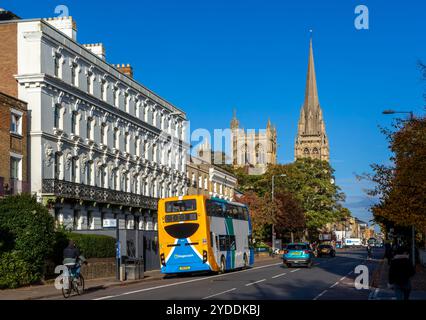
[0, 91, 28, 196]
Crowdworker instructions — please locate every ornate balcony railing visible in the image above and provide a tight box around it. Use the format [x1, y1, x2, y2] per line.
[42, 179, 158, 210]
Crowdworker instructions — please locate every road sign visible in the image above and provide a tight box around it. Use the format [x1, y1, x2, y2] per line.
[116, 241, 121, 259]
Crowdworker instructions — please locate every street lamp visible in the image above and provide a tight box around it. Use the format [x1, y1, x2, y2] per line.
[271, 174, 287, 253]
[382, 108, 416, 267]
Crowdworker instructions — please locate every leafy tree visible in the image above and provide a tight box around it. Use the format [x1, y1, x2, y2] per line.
[364, 115, 426, 230]
[0, 194, 55, 288]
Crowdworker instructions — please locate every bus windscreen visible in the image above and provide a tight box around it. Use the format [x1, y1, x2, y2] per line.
[165, 199, 197, 213]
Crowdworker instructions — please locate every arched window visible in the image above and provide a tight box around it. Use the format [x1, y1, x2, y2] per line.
[303, 148, 310, 155]
[255, 144, 264, 164]
[313, 148, 319, 155]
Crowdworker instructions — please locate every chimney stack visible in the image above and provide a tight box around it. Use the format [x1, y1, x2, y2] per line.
[115, 64, 133, 78]
[83, 43, 106, 60]
[44, 16, 77, 41]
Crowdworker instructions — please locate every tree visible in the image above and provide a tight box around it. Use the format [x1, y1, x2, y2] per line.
[0, 194, 55, 288]
[365, 116, 426, 230]
[237, 191, 275, 241]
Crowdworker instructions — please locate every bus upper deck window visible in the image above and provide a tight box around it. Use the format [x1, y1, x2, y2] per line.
[165, 199, 197, 213]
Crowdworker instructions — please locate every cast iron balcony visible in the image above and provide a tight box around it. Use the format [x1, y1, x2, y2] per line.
[42, 179, 158, 210]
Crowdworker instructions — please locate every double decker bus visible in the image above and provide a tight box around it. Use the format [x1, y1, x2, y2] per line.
[158, 195, 254, 274]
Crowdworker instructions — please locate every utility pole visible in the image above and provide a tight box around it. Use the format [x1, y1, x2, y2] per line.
[271, 174, 286, 253]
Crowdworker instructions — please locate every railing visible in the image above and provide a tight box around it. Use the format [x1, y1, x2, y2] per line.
[0, 177, 31, 196]
[42, 179, 158, 210]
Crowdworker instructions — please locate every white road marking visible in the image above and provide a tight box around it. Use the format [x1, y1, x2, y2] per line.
[272, 273, 287, 279]
[290, 268, 301, 273]
[202, 288, 237, 300]
[93, 296, 115, 301]
[313, 290, 328, 300]
[245, 279, 266, 286]
[329, 282, 339, 289]
[92, 262, 283, 300]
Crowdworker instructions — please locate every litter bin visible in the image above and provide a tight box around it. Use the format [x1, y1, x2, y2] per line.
[123, 257, 144, 280]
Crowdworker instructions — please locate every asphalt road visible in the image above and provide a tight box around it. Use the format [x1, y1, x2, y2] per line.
[52, 247, 383, 300]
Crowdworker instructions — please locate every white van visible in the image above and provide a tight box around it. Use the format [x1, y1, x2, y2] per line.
[344, 238, 362, 247]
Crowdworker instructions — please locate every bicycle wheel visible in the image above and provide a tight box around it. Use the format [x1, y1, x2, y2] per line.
[75, 274, 85, 295]
[62, 278, 72, 299]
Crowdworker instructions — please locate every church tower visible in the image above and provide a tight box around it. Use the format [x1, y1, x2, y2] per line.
[295, 36, 329, 161]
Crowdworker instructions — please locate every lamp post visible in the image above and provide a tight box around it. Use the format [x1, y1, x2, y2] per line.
[271, 174, 287, 253]
[382, 109, 416, 267]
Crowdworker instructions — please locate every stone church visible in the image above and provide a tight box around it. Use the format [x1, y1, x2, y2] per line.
[295, 38, 330, 161]
[231, 111, 277, 175]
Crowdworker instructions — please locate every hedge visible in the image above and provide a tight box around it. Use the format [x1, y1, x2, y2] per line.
[51, 231, 116, 264]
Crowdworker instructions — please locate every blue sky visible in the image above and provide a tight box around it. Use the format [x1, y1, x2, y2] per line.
[4, 0, 426, 227]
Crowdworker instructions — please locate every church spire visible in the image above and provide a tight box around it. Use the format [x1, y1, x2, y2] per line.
[231, 108, 239, 129]
[304, 35, 320, 114]
[295, 34, 329, 162]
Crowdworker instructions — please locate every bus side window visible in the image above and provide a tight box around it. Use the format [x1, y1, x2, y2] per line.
[210, 232, 214, 247]
[219, 235, 227, 251]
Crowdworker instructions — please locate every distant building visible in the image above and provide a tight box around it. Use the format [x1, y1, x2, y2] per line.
[231, 110, 277, 175]
[187, 151, 237, 202]
[0, 91, 29, 196]
[295, 37, 329, 162]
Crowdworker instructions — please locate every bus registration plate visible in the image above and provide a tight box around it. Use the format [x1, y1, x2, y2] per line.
[179, 266, 191, 271]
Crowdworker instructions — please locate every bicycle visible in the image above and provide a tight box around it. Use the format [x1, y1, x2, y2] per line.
[61, 262, 85, 298]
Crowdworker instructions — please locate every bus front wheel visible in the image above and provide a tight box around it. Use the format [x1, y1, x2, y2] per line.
[219, 257, 226, 274]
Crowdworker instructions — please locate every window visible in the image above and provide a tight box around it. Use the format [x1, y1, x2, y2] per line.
[54, 104, 61, 128]
[86, 162, 92, 185]
[71, 157, 77, 183]
[10, 113, 21, 135]
[218, 235, 236, 251]
[100, 123, 106, 145]
[71, 112, 77, 135]
[112, 170, 118, 190]
[87, 72, 92, 94]
[87, 118, 92, 140]
[124, 133, 129, 153]
[113, 128, 119, 149]
[114, 88, 119, 107]
[71, 63, 77, 86]
[54, 54, 60, 78]
[101, 80, 106, 100]
[204, 177, 208, 190]
[135, 137, 139, 156]
[100, 167, 106, 188]
[54, 152, 61, 180]
[10, 157, 20, 180]
[165, 199, 197, 213]
[124, 93, 129, 112]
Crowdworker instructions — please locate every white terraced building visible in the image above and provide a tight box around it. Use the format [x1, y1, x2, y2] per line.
[0, 12, 189, 269]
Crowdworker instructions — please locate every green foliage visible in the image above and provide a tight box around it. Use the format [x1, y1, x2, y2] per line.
[0, 194, 55, 288]
[0, 252, 34, 289]
[51, 231, 116, 263]
[233, 159, 348, 234]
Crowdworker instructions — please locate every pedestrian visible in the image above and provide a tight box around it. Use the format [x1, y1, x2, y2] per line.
[388, 246, 416, 300]
[384, 242, 393, 265]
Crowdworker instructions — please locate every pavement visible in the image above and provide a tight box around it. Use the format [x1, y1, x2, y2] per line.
[33, 248, 383, 300]
[369, 253, 426, 300]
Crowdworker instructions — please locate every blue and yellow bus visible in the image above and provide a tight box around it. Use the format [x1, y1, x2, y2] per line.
[158, 195, 255, 274]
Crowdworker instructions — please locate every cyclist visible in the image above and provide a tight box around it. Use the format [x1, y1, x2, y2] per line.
[63, 240, 86, 277]
[367, 243, 373, 259]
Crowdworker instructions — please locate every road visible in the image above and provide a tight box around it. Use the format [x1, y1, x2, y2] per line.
[50, 247, 383, 300]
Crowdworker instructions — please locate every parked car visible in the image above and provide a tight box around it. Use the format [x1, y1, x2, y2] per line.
[282, 243, 314, 268]
[317, 244, 336, 258]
